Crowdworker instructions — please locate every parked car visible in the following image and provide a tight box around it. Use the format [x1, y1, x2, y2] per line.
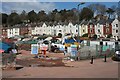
[112, 49, 120, 61]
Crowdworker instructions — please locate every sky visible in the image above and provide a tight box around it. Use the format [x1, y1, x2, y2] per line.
[0, 0, 119, 14]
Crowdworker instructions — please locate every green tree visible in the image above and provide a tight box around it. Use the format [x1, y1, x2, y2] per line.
[59, 9, 67, 22]
[7, 12, 21, 26]
[20, 10, 27, 23]
[38, 10, 48, 22]
[2, 13, 8, 25]
[48, 9, 60, 22]
[54, 12, 61, 22]
[79, 7, 94, 21]
[27, 10, 37, 22]
[66, 10, 76, 22]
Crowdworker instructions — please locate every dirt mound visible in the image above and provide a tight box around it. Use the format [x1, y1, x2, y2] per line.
[16, 58, 65, 67]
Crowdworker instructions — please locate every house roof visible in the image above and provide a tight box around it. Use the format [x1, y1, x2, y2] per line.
[82, 20, 89, 25]
[58, 21, 64, 26]
[96, 19, 114, 25]
[64, 21, 69, 25]
[48, 21, 53, 26]
[118, 17, 120, 21]
[97, 19, 106, 25]
[53, 21, 58, 26]
[106, 19, 114, 24]
[88, 19, 97, 25]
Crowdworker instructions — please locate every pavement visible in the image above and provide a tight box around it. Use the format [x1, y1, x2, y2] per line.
[2, 57, 119, 78]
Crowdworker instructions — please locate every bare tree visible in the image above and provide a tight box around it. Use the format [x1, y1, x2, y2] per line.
[88, 3, 107, 15]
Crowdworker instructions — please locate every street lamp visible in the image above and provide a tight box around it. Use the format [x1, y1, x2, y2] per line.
[77, 2, 85, 38]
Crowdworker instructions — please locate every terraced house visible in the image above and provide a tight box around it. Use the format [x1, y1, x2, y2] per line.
[112, 18, 119, 40]
[95, 20, 104, 38]
[88, 20, 95, 37]
[103, 19, 113, 37]
[1, 18, 120, 40]
[31, 21, 79, 37]
[7, 27, 20, 38]
[80, 21, 89, 36]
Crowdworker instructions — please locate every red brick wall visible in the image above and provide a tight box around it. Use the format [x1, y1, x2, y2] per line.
[103, 24, 112, 35]
[88, 24, 95, 37]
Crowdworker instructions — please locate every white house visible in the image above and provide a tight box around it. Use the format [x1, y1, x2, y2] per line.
[7, 28, 12, 38]
[47, 25, 52, 35]
[31, 26, 39, 35]
[118, 19, 120, 39]
[52, 23, 64, 36]
[50, 22, 78, 37]
[7, 27, 20, 38]
[80, 24, 88, 36]
[95, 23, 104, 38]
[66, 22, 78, 36]
[112, 18, 119, 40]
[31, 23, 48, 35]
[42, 23, 48, 35]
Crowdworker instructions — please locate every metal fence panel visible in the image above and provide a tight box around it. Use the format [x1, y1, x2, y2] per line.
[78, 44, 117, 59]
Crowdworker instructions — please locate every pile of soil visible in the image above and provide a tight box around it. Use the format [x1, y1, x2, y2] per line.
[16, 58, 65, 67]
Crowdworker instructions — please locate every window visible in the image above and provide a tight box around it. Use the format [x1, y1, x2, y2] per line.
[90, 30, 92, 33]
[90, 25, 92, 28]
[116, 24, 118, 27]
[59, 30, 62, 32]
[76, 30, 78, 32]
[98, 25, 100, 27]
[106, 23, 109, 27]
[106, 28, 109, 33]
[98, 29, 100, 33]
[116, 30, 118, 33]
[83, 30, 85, 32]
